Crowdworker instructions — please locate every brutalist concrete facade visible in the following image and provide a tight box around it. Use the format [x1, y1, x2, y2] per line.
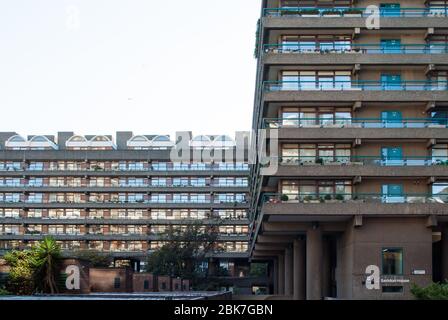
[250, 0, 448, 299]
[0, 131, 269, 292]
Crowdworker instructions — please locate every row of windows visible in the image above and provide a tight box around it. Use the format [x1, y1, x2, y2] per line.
[0, 161, 249, 172]
[0, 224, 248, 236]
[0, 209, 248, 220]
[0, 177, 248, 188]
[0, 193, 248, 204]
[0, 240, 249, 252]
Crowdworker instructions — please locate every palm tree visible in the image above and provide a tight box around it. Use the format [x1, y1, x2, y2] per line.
[32, 237, 62, 294]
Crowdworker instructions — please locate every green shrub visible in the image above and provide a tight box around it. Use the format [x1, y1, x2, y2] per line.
[0, 287, 11, 296]
[411, 282, 448, 300]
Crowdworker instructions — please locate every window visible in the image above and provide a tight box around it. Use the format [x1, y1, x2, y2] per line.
[382, 248, 403, 275]
[144, 280, 150, 290]
[114, 277, 121, 289]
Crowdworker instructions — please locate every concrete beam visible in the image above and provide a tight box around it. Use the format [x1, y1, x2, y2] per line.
[258, 235, 296, 244]
[427, 215, 438, 228]
[255, 244, 288, 251]
[353, 215, 363, 228]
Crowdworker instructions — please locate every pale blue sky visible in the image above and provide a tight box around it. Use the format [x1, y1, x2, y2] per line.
[0, 0, 260, 138]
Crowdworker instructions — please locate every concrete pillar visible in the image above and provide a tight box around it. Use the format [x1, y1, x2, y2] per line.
[306, 226, 323, 300]
[322, 238, 331, 298]
[272, 258, 279, 294]
[442, 227, 448, 282]
[278, 254, 285, 295]
[293, 239, 306, 300]
[285, 246, 293, 296]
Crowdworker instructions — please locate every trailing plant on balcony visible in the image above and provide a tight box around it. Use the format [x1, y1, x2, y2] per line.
[343, 9, 363, 15]
[280, 194, 289, 202]
[322, 10, 342, 16]
[299, 9, 320, 15]
[335, 194, 345, 201]
[324, 194, 333, 201]
[315, 158, 324, 165]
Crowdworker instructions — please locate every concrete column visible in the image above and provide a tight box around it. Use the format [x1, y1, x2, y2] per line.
[322, 238, 331, 298]
[306, 226, 323, 300]
[293, 239, 306, 300]
[273, 259, 278, 294]
[284, 246, 293, 296]
[442, 226, 448, 282]
[278, 254, 285, 295]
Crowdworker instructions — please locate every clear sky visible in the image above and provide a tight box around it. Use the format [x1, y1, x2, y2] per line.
[0, 0, 260, 139]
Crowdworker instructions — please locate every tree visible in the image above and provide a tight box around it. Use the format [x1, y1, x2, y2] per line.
[411, 282, 448, 300]
[31, 237, 62, 294]
[71, 250, 112, 267]
[3, 250, 35, 295]
[146, 223, 220, 285]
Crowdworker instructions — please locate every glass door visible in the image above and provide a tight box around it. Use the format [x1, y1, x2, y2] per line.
[381, 74, 402, 90]
[382, 184, 404, 203]
[380, 39, 401, 54]
[381, 147, 403, 166]
[380, 3, 401, 17]
[381, 110, 403, 128]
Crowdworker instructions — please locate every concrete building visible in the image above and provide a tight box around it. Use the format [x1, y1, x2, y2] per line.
[0, 131, 268, 292]
[250, 0, 448, 299]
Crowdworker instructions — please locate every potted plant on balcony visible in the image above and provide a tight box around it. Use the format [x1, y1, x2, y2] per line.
[315, 157, 324, 165]
[303, 195, 312, 203]
[335, 194, 345, 202]
[322, 10, 342, 17]
[281, 8, 300, 16]
[280, 194, 289, 202]
[343, 8, 363, 17]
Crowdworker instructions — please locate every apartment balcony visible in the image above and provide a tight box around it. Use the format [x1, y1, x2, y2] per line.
[0, 217, 251, 226]
[264, 117, 448, 140]
[0, 234, 250, 241]
[257, 192, 448, 223]
[0, 169, 249, 177]
[0, 200, 250, 209]
[263, 80, 448, 102]
[262, 43, 448, 65]
[262, 7, 448, 29]
[0, 186, 249, 193]
[261, 156, 448, 178]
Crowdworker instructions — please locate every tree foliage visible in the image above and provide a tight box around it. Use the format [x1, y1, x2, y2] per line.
[411, 282, 448, 300]
[71, 250, 112, 267]
[32, 237, 62, 294]
[3, 250, 36, 295]
[3, 237, 62, 295]
[145, 223, 220, 282]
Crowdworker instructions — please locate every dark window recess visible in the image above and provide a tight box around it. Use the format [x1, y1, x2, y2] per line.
[144, 280, 150, 290]
[382, 286, 403, 293]
[175, 284, 179, 290]
[114, 277, 121, 289]
[161, 282, 166, 290]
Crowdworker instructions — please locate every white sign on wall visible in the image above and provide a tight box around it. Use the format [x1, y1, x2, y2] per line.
[65, 265, 80, 290]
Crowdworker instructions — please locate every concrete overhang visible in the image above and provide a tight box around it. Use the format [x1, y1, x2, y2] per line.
[262, 17, 448, 30]
[262, 53, 448, 66]
[263, 90, 448, 103]
[261, 202, 448, 218]
[261, 165, 448, 178]
[273, 128, 448, 140]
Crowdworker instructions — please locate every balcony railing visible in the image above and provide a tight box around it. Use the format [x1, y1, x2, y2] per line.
[263, 7, 448, 17]
[263, 117, 448, 128]
[267, 156, 448, 167]
[263, 193, 448, 204]
[264, 80, 448, 91]
[263, 43, 448, 54]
